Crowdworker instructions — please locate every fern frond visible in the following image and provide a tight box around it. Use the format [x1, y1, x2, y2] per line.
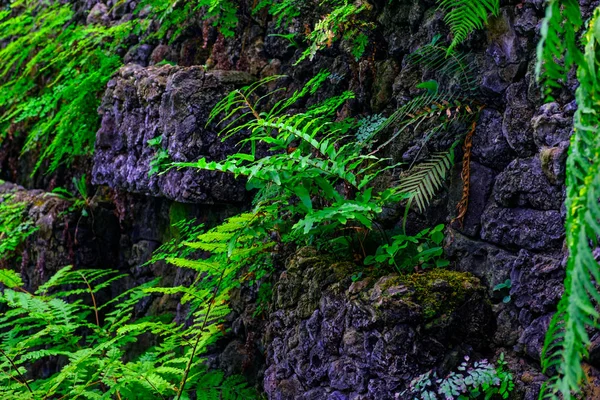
[438, 0, 500, 51]
[539, 9, 600, 400]
[0, 269, 23, 289]
[535, 0, 583, 100]
[398, 150, 455, 213]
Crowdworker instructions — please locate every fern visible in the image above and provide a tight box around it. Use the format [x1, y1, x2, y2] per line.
[0, 269, 23, 289]
[0, 194, 38, 261]
[369, 90, 478, 156]
[0, 266, 257, 399]
[173, 72, 409, 242]
[398, 149, 456, 213]
[141, 0, 239, 40]
[437, 0, 500, 52]
[406, 34, 478, 92]
[535, 0, 583, 100]
[0, 2, 139, 174]
[538, 7, 600, 400]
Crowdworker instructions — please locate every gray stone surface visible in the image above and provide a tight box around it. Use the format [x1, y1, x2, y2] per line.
[92, 64, 254, 204]
[493, 157, 564, 210]
[2, 0, 590, 397]
[263, 248, 493, 400]
[481, 203, 564, 251]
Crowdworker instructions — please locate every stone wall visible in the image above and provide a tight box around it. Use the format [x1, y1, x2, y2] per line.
[3, 0, 599, 398]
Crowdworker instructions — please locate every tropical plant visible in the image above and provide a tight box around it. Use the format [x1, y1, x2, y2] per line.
[535, 0, 583, 100]
[406, 354, 514, 400]
[535, 3, 600, 399]
[143, 0, 499, 63]
[141, 0, 239, 40]
[171, 71, 408, 245]
[0, 1, 139, 174]
[364, 224, 449, 273]
[397, 149, 457, 213]
[0, 264, 258, 399]
[437, 0, 500, 52]
[47, 175, 94, 217]
[0, 194, 37, 262]
[295, 1, 373, 62]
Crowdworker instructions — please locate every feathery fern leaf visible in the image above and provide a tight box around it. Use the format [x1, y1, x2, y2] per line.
[535, 0, 583, 100]
[438, 0, 500, 51]
[0, 269, 23, 289]
[0, 195, 38, 261]
[407, 34, 477, 92]
[398, 150, 455, 213]
[539, 8, 600, 400]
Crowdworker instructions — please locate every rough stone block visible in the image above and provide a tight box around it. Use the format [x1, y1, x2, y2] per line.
[93, 64, 254, 204]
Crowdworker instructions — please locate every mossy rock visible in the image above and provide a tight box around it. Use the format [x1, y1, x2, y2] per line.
[403, 269, 482, 319]
[371, 269, 483, 320]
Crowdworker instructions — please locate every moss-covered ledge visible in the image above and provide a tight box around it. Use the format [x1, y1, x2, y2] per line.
[264, 248, 495, 399]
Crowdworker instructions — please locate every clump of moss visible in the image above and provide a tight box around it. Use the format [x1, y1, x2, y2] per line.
[400, 269, 481, 319]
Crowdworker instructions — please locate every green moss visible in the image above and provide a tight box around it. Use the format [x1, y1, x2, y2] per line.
[400, 269, 481, 319]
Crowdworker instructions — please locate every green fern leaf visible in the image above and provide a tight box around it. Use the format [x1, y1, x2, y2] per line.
[437, 0, 500, 51]
[0, 269, 23, 289]
[539, 8, 600, 400]
[398, 151, 455, 213]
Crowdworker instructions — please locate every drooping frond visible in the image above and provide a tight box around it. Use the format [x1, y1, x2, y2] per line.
[0, 269, 24, 289]
[398, 150, 456, 213]
[539, 9, 600, 400]
[535, 0, 584, 100]
[437, 0, 500, 52]
[370, 91, 477, 155]
[0, 195, 38, 261]
[0, 2, 135, 174]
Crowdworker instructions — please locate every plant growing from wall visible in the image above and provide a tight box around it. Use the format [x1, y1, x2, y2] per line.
[0, 194, 37, 262]
[536, 2, 600, 399]
[364, 224, 449, 273]
[406, 354, 514, 400]
[397, 150, 457, 213]
[143, 0, 500, 62]
[172, 71, 408, 246]
[47, 175, 94, 218]
[438, 0, 500, 52]
[0, 264, 258, 399]
[0, 2, 140, 175]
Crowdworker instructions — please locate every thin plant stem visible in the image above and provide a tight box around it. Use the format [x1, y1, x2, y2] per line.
[0, 348, 33, 396]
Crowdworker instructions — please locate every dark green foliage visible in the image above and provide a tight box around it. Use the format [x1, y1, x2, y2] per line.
[535, 0, 583, 100]
[406, 35, 478, 92]
[0, 1, 137, 174]
[0, 0, 501, 175]
[47, 174, 93, 217]
[172, 71, 408, 244]
[537, 3, 600, 399]
[0, 265, 257, 399]
[142, 0, 238, 40]
[364, 224, 448, 273]
[145, 0, 499, 63]
[0, 194, 37, 261]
